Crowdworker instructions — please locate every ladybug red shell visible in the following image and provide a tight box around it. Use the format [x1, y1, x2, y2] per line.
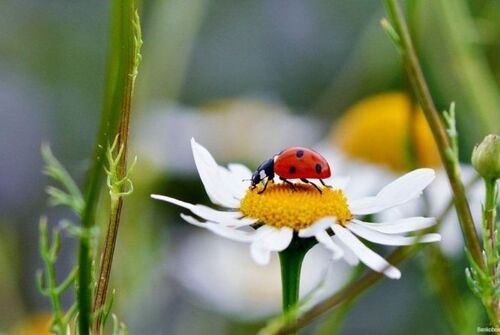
[274, 147, 331, 179]
[250, 147, 332, 193]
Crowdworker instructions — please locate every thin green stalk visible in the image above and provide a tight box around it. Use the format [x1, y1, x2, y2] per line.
[383, 0, 484, 269]
[483, 178, 499, 325]
[278, 237, 315, 335]
[93, 2, 141, 333]
[39, 221, 64, 334]
[77, 0, 138, 333]
[484, 179, 497, 272]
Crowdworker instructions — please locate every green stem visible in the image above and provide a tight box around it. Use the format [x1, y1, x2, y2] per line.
[40, 226, 65, 333]
[278, 237, 315, 334]
[92, 1, 139, 333]
[484, 179, 497, 269]
[383, 0, 484, 270]
[77, 0, 137, 333]
[483, 178, 499, 325]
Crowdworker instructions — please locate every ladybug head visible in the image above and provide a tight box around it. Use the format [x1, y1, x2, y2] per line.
[250, 157, 275, 189]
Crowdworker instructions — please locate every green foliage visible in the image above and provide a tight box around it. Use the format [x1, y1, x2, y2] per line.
[465, 176, 500, 326]
[37, 218, 78, 334]
[443, 102, 458, 157]
[112, 314, 129, 335]
[41, 144, 84, 215]
[105, 136, 137, 201]
[39, 144, 129, 333]
[380, 18, 401, 50]
[130, 9, 142, 90]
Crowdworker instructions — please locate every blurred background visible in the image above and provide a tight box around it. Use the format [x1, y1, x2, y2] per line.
[1, 0, 499, 334]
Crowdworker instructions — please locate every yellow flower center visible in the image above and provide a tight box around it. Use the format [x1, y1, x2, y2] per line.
[330, 92, 441, 172]
[240, 183, 352, 231]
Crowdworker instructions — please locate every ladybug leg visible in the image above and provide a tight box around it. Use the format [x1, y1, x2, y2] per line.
[301, 178, 322, 193]
[280, 177, 296, 191]
[258, 178, 271, 194]
[319, 179, 332, 188]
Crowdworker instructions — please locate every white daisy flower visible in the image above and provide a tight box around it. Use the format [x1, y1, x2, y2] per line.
[152, 139, 441, 279]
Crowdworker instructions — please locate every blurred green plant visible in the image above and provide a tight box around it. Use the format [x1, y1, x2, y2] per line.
[37, 218, 78, 334]
[37, 0, 141, 333]
[77, 0, 141, 332]
[41, 144, 84, 216]
[466, 134, 500, 327]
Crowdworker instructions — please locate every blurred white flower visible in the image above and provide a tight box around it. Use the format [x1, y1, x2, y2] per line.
[170, 230, 351, 320]
[134, 98, 323, 174]
[322, 92, 483, 256]
[152, 139, 440, 279]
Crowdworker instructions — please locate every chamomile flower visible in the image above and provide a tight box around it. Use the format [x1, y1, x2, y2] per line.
[323, 92, 483, 255]
[152, 139, 441, 279]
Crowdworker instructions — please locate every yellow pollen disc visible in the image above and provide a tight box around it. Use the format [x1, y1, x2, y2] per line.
[330, 92, 441, 172]
[240, 183, 352, 231]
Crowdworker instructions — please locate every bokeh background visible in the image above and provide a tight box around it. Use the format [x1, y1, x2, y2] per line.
[1, 0, 499, 334]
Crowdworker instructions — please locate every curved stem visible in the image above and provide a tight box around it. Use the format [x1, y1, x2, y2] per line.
[278, 237, 315, 334]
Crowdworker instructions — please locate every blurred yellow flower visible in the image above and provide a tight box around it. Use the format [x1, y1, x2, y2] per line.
[331, 92, 440, 172]
[9, 313, 52, 335]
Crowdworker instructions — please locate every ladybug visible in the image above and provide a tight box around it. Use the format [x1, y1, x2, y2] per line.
[250, 147, 331, 193]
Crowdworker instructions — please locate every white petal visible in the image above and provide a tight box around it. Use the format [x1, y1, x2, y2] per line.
[315, 230, 344, 260]
[353, 217, 436, 234]
[191, 138, 241, 208]
[330, 224, 401, 279]
[299, 217, 335, 238]
[255, 226, 293, 251]
[350, 168, 435, 215]
[180, 214, 256, 243]
[346, 222, 441, 246]
[151, 194, 255, 227]
[331, 236, 359, 266]
[249, 226, 293, 266]
[250, 241, 272, 265]
[218, 165, 248, 200]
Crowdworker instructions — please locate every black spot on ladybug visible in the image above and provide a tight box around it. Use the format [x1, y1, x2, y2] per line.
[289, 166, 296, 174]
[315, 164, 322, 174]
[296, 150, 304, 158]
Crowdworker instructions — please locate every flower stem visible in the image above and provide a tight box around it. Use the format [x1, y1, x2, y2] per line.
[483, 178, 499, 325]
[383, 0, 484, 270]
[77, 0, 138, 333]
[93, 1, 140, 333]
[278, 237, 315, 334]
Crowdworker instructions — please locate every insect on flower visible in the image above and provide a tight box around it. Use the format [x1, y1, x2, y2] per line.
[152, 139, 441, 279]
[250, 147, 331, 193]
